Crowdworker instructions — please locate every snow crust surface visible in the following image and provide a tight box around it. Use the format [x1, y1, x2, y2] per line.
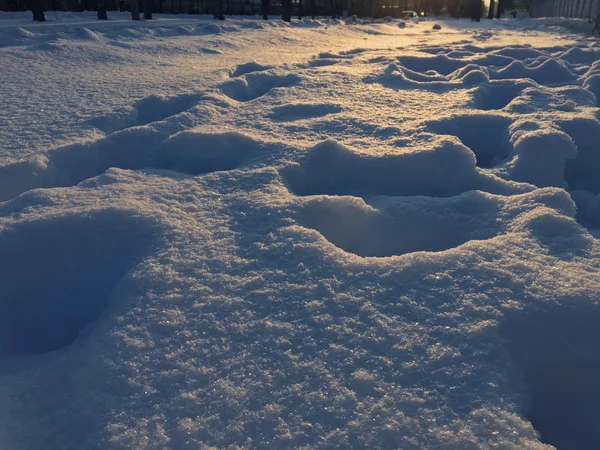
[1, 12, 600, 450]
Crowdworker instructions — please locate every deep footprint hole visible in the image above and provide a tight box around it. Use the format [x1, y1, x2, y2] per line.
[510, 309, 600, 450]
[560, 118, 600, 194]
[470, 83, 525, 110]
[300, 195, 502, 257]
[0, 210, 158, 358]
[88, 93, 199, 134]
[426, 114, 512, 168]
[269, 103, 342, 122]
[220, 72, 302, 102]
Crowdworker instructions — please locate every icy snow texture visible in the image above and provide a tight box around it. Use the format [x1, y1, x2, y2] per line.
[1, 12, 600, 450]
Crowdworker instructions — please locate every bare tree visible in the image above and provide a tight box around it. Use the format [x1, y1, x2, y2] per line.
[495, 0, 502, 18]
[131, 0, 141, 19]
[371, 0, 379, 18]
[98, 0, 108, 19]
[32, 0, 45, 21]
[143, 0, 153, 18]
[487, 0, 494, 18]
[214, 0, 224, 19]
[282, 0, 292, 21]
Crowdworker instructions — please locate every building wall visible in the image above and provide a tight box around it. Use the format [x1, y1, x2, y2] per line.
[530, 0, 600, 18]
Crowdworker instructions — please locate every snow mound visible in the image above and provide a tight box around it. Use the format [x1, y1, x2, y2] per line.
[490, 46, 548, 61]
[299, 192, 504, 257]
[367, 63, 490, 91]
[0, 209, 159, 357]
[396, 54, 465, 76]
[0, 26, 38, 46]
[557, 46, 600, 65]
[499, 123, 577, 188]
[583, 74, 600, 106]
[0, 130, 262, 201]
[490, 46, 546, 60]
[491, 59, 577, 85]
[194, 22, 224, 35]
[219, 71, 302, 102]
[339, 48, 367, 56]
[71, 27, 103, 41]
[270, 103, 342, 122]
[199, 47, 222, 55]
[152, 130, 262, 174]
[12, 26, 35, 39]
[506, 85, 596, 113]
[426, 113, 513, 168]
[305, 58, 340, 67]
[282, 139, 530, 198]
[230, 61, 272, 77]
[88, 93, 200, 134]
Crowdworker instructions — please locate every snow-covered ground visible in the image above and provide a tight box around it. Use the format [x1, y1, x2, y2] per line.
[1, 12, 600, 450]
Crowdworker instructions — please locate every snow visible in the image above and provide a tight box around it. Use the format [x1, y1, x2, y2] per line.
[1, 11, 600, 450]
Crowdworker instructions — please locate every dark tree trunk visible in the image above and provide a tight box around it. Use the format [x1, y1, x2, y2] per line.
[282, 0, 291, 21]
[130, 0, 140, 19]
[143, 0, 153, 18]
[310, 0, 315, 18]
[214, 0, 224, 19]
[471, 0, 481, 20]
[98, 0, 108, 18]
[487, 0, 494, 18]
[298, 0, 302, 19]
[32, 0, 45, 21]
[371, 0, 379, 17]
[262, 0, 269, 18]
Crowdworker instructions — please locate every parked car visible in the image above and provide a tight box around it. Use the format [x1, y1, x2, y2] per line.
[401, 10, 419, 20]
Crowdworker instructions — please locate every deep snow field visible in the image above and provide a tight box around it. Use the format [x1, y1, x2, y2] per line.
[1, 11, 600, 450]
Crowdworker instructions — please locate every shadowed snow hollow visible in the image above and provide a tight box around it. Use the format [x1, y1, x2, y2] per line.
[0, 209, 159, 357]
[297, 188, 577, 258]
[88, 93, 200, 134]
[298, 193, 504, 257]
[509, 307, 600, 450]
[426, 113, 513, 168]
[220, 71, 302, 102]
[282, 139, 529, 198]
[560, 118, 600, 194]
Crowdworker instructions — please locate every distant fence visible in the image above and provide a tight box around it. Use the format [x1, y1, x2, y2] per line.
[0, 0, 358, 15]
[530, 0, 600, 19]
[0, 0, 408, 16]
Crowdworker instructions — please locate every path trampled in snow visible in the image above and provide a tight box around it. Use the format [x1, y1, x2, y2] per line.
[1, 12, 600, 450]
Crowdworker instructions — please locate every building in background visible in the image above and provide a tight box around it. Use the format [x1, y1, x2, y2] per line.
[530, 0, 600, 18]
[0, 0, 538, 19]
